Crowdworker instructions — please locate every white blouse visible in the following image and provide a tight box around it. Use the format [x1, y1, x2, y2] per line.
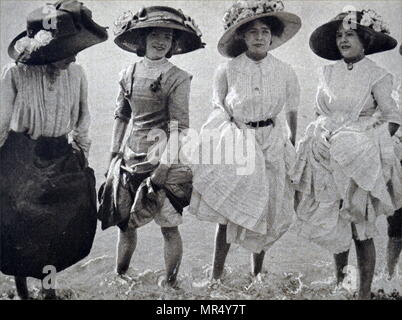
[213, 52, 300, 123]
[316, 57, 402, 127]
[0, 63, 91, 155]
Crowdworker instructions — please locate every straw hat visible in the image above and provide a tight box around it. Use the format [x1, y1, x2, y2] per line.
[217, 0, 301, 58]
[114, 6, 204, 55]
[310, 10, 397, 60]
[8, 0, 108, 65]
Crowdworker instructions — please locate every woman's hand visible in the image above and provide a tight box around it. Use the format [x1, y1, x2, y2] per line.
[150, 163, 170, 187]
[71, 140, 82, 153]
[313, 129, 331, 164]
[105, 152, 119, 177]
[71, 140, 89, 167]
[106, 118, 128, 177]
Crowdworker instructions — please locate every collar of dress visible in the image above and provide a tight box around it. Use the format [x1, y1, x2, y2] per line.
[337, 57, 370, 72]
[137, 57, 174, 79]
[143, 57, 171, 69]
[232, 52, 274, 75]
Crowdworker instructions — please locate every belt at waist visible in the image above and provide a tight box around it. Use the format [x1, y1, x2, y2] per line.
[132, 118, 167, 129]
[244, 118, 275, 128]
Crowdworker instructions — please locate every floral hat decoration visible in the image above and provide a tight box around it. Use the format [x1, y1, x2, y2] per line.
[8, 0, 108, 65]
[309, 9, 397, 60]
[217, 0, 302, 58]
[114, 6, 205, 55]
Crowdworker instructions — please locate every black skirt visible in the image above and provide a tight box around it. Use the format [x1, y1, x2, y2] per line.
[0, 132, 97, 279]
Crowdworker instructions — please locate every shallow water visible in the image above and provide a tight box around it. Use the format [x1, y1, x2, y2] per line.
[1, 213, 401, 300]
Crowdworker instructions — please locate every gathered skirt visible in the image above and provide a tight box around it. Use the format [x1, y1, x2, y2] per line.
[188, 110, 296, 253]
[291, 117, 402, 254]
[97, 155, 191, 231]
[0, 131, 97, 279]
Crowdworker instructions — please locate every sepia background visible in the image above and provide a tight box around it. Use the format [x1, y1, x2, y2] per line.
[0, 0, 401, 299]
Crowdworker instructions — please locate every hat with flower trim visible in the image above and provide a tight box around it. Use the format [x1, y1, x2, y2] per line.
[310, 9, 397, 60]
[217, 0, 301, 58]
[8, 0, 108, 65]
[114, 6, 204, 55]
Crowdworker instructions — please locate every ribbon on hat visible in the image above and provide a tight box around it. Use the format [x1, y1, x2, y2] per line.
[53, 0, 85, 31]
[114, 6, 203, 38]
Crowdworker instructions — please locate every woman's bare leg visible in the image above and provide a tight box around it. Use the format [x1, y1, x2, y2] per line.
[41, 284, 56, 300]
[15, 276, 29, 300]
[387, 208, 402, 277]
[251, 251, 265, 276]
[334, 250, 349, 285]
[116, 226, 137, 275]
[161, 226, 182, 286]
[387, 237, 402, 277]
[354, 238, 376, 300]
[212, 224, 231, 280]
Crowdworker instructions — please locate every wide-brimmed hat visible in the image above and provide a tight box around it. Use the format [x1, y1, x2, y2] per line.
[310, 10, 397, 60]
[114, 6, 204, 55]
[217, 0, 301, 58]
[8, 0, 108, 65]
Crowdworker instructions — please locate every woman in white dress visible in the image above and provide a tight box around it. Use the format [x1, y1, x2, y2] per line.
[190, 0, 301, 280]
[384, 43, 402, 294]
[291, 9, 402, 299]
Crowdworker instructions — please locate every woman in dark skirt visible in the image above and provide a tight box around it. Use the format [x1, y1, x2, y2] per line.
[0, 0, 108, 299]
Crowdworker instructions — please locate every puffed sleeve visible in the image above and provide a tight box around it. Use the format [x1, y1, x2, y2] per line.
[114, 67, 132, 123]
[0, 64, 17, 148]
[373, 73, 402, 125]
[70, 66, 91, 157]
[284, 65, 300, 113]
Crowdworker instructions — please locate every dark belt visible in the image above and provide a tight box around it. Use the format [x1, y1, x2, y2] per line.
[245, 118, 275, 128]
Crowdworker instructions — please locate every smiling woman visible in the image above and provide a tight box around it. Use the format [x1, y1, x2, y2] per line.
[97, 5, 204, 289]
[145, 28, 174, 59]
[336, 27, 365, 62]
[133, 28, 179, 59]
[292, 9, 402, 300]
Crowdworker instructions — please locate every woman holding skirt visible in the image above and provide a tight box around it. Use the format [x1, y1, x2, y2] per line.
[291, 9, 402, 299]
[102, 6, 204, 288]
[190, 0, 301, 280]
